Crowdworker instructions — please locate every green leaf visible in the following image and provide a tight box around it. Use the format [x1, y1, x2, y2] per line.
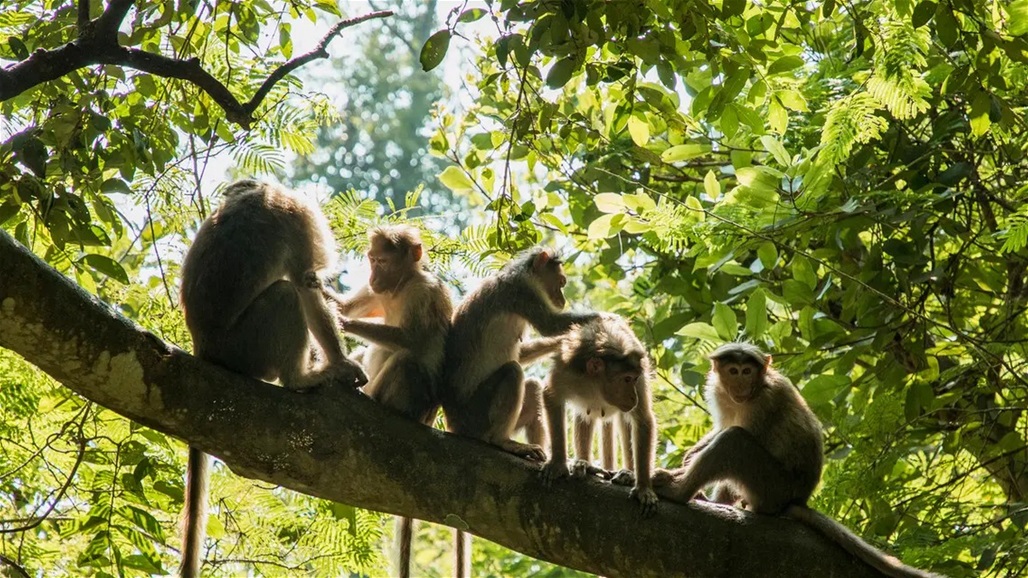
[677, 322, 722, 341]
[703, 170, 721, 198]
[438, 166, 474, 191]
[661, 143, 710, 162]
[970, 91, 991, 137]
[587, 213, 623, 239]
[757, 242, 778, 270]
[792, 256, 817, 290]
[722, 0, 746, 18]
[1010, 0, 1028, 36]
[904, 381, 935, 421]
[458, 8, 487, 23]
[546, 57, 577, 88]
[627, 114, 650, 146]
[745, 289, 768, 337]
[594, 193, 625, 213]
[759, 135, 791, 166]
[776, 90, 808, 112]
[8, 36, 28, 60]
[81, 254, 130, 284]
[420, 29, 451, 72]
[712, 302, 739, 340]
[912, 1, 937, 27]
[767, 55, 804, 75]
[802, 374, 851, 407]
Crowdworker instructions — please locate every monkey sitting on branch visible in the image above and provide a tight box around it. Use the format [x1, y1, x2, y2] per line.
[440, 248, 599, 461]
[177, 179, 368, 578]
[539, 314, 659, 513]
[653, 343, 940, 578]
[318, 224, 453, 578]
[320, 224, 453, 424]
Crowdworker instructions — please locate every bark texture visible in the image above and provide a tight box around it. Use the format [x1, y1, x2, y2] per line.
[0, 230, 884, 578]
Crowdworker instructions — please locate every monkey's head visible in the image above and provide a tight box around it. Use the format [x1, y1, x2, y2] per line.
[367, 225, 423, 294]
[529, 248, 568, 309]
[709, 343, 771, 402]
[587, 354, 642, 412]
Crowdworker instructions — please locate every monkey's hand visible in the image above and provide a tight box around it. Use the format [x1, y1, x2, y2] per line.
[302, 270, 324, 289]
[609, 469, 636, 487]
[630, 485, 659, 516]
[568, 459, 592, 479]
[540, 460, 570, 486]
[330, 357, 369, 389]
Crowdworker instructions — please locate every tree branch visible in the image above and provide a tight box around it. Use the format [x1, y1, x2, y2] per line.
[0, 229, 882, 578]
[0, 8, 393, 129]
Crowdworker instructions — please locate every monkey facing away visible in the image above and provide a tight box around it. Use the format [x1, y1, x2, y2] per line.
[177, 180, 367, 578]
[319, 224, 453, 578]
[540, 314, 658, 513]
[654, 343, 939, 578]
[440, 248, 599, 461]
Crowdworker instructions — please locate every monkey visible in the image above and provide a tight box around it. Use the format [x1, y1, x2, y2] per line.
[539, 314, 659, 514]
[177, 180, 367, 578]
[439, 247, 600, 461]
[652, 343, 940, 578]
[321, 224, 453, 424]
[317, 224, 453, 578]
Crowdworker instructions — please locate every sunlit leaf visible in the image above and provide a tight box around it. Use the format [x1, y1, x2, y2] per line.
[420, 29, 451, 72]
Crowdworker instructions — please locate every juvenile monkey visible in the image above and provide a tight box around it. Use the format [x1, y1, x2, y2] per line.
[440, 248, 599, 460]
[178, 180, 367, 578]
[654, 343, 939, 578]
[540, 314, 658, 513]
[322, 224, 453, 424]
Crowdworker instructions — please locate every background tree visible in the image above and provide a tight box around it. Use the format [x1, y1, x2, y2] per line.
[288, 0, 461, 219]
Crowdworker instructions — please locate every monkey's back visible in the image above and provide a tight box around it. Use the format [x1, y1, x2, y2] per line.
[180, 182, 338, 341]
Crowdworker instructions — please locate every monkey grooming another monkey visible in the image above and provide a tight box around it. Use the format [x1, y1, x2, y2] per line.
[654, 343, 939, 578]
[322, 224, 453, 424]
[440, 248, 599, 461]
[178, 180, 367, 578]
[319, 224, 453, 578]
[540, 314, 659, 513]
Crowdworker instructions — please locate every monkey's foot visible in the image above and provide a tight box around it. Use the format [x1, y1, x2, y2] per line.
[631, 486, 659, 517]
[301, 270, 323, 289]
[325, 360, 369, 389]
[650, 468, 676, 487]
[540, 460, 569, 486]
[610, 469, 636, 486]
[498, 440, 546, 462]
[568, 459, 592, 478]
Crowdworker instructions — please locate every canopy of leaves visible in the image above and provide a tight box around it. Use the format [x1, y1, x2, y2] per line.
[3, 0, 1028, 576]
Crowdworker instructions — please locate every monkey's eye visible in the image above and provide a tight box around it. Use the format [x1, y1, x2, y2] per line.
[728, 367, 739, 375]
[742, 367, 752, 375]
[623, 374, 635, 385]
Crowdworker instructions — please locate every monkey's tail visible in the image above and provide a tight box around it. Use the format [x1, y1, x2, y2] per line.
[179, 447, 209, 578]
[396, 516, 413, 578]
[784, 505, 940, 578]
[454, 529, 470, 578]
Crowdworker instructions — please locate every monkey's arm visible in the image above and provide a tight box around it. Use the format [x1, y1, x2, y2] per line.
[518, 337, 562, 365]
[540, 386, 570, 483]
[630, 409, 658, 511]
[325, 285, 382, 318]
[518, 289, 599, 337]
[342, 318, 411, 352]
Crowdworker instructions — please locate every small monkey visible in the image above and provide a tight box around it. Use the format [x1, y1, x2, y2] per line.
[178, 180, 367, 578]
[440, 247, 599, 461]
[322, 224, 453, 423]
[654, 343, 939, 578]
[319, 224, 452, 578]
[540, 314, 658, 513]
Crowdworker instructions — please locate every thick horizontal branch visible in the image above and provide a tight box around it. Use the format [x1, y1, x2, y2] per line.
[0, 6, 392, 129]
[0, 229, 882, 578]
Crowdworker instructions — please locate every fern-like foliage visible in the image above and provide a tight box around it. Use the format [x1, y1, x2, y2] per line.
[1001, 211, 1028, 253]
[820, 92, 889, 167]
[867, 21, 932, 120]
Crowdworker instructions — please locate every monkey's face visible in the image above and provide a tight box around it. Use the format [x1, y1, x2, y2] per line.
[367, 239, 410, 294]
[589, 358, 640, 412]
[715, 360, 764, 402]
[532, 250, 568, 309]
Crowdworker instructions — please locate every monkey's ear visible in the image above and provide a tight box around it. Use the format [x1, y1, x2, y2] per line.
[586, 357, 605, 375]
[764, 355, 773, 369]
[411, 243, 423, 263]
[533, 249, 553, 270]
